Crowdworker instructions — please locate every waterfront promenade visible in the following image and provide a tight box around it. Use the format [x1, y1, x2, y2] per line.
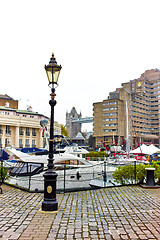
[0, 185, 160, 239]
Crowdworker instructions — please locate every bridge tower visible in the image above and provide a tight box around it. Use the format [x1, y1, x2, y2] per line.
[66, 107, 82, 138]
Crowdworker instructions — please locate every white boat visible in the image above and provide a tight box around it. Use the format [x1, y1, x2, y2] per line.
[57, 144, 89, 158]
[5, 146, 91, 166]
[3, 120, 91, 176]
[40, 119, 89, 158]
[54, 135, 89, 158]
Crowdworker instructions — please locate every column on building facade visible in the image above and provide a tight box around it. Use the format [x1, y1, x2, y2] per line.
[15, 126, 19, 148]
[39, 129, 43, 148]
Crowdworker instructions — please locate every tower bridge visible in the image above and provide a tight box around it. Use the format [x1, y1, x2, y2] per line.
[71, 117, 93, 124]
[66, 107, 93, 138]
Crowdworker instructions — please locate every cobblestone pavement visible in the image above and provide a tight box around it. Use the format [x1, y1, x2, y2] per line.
[0, 185, 160, 239]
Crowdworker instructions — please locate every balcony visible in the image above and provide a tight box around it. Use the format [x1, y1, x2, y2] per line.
[0, 129, 3, 135]
[25, 132, 30, 136]
[32, 132, 37, 137]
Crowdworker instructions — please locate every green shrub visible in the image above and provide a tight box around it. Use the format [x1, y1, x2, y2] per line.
[154, 161, 160, 165]
[86, 151, 107, 160]
[0, 166, 9, 181]
[113, 163, 156, 185]
[113, 165, 135, 185]
[152, 162, 160, 184]
[136, 164, 149, 184]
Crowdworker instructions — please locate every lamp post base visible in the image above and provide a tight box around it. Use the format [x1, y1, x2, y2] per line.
[42, 169, 58, 211]
[42, 199, 58, 211]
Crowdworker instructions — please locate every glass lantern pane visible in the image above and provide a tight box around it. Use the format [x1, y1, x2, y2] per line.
[53, 70, 60, 84]
[45, 64, 61, 84]
[46, 69, 52, 84]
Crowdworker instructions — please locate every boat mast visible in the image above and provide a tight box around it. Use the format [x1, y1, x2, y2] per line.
[113, 132, 114, 145]
[126, 101, 130, 155]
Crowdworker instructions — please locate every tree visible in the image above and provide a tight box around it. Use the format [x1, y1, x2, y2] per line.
[88, 135, 95, 149]
[61, 124, 68, 137]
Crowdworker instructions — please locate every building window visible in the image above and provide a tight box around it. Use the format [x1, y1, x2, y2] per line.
[5, 138, 9, 147]
[19, 139, 23, 148]
[25, 139, 30, 148]
[26, 127, 30, 136]
[103, 113, 109, 116]
[110, 123, 118, 126]
[32, 140, 36, 148]
[6, 126, 11, 135]
[32, 128, 36, 136]
[19, 127, 23, 136]
[110, 112, 117, 115]
[110, 118, 118, 121]
[0, 125, 3, 135]
[110, 101, 117, 105]
[0, 138, 2, 148]
[103, 102, 109, 105]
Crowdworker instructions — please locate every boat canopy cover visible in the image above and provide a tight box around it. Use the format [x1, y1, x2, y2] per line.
[5, 147, 92, 165]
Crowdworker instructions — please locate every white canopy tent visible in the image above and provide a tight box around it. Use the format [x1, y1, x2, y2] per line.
[147, 144, 160, 155]
[130, 144, 160, 155]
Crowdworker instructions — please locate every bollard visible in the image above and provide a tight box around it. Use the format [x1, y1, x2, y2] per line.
[134, 161, 137, 184]
[145, 168, 155, 186]
[103, 159, 107, 182]
[28, 165, 32, 191]
[64, 164, 66, 193]
[0, 156, 3, 194]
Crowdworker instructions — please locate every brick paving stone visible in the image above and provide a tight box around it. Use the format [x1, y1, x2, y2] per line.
[1, 185, 160, 239]
[121, 235, 129, 239]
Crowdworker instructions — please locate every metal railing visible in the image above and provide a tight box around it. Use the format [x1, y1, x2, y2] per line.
[0, 151, 3, 193]
[3, 158, 141, 193]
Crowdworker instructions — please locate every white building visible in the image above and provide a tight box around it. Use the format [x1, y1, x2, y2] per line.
[0, 94, 61, 149]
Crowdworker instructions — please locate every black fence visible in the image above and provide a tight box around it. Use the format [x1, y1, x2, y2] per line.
[2, 158, 141, 193]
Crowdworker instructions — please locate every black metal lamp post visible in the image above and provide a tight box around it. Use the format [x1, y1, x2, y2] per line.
[42, 53, 62, 211]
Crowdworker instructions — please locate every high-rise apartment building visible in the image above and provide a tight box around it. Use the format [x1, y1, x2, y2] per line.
[93, 69, 160, 149]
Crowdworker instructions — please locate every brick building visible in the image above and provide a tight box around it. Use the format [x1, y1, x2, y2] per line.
[0, 94, 18, 109]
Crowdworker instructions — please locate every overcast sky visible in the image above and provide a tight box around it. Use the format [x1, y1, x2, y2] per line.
[1, 0, 160, 131]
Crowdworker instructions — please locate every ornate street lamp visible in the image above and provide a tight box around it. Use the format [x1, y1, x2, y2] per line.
[42, 53, 62, 211]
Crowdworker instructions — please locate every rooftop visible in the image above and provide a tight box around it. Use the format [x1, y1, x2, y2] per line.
[0, 106, 49, 118]
[0, 94, 15, 100]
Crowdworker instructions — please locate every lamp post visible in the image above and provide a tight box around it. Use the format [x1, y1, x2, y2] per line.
[42, 53, 62, 211]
